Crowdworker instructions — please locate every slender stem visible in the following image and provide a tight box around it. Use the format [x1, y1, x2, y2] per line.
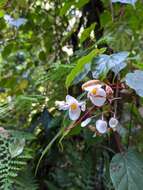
[109, 0, 114, 21]
[35, 128, 63, 175]
[114, 75, 119, 116]
[127, 103, 133, 148]
[114, 132, 124, 152]
[113, 75, 124, 152]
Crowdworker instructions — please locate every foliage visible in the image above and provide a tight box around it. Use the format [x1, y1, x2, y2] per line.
[0, 133, 32, 190]
[110, 148, 143, 190]
[125, 70, 143, 97]
[0, 0, 143, 190]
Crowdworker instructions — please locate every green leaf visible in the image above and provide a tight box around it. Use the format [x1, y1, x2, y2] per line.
[125, 70, 143, 97]
[9, 138, 25, 158]
[0, 10, 5, 18]
[110, 148, 143, 190]
[80, 23, 96, 44]
[60, 0, 90, 16]
[60, 1, 74, 16]
[39, 51, 46, 61]
[65, 48, 106, 88]
[75, 0, 90, 9]
[0, 0, 8, 8]
[92, 51, 129, 78]
[2, 43, 14, 57]
[73, 63, 91, 85]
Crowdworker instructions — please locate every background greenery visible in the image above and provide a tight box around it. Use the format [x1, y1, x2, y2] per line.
[0, 0, 143, 189]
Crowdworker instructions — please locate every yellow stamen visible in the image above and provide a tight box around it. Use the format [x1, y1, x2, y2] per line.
[70, 103, 78, 110]
[91, 88, 97, 95]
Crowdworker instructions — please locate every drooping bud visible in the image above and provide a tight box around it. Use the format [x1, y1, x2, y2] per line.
[81, 118, 91, 127]
[96, 119, 107, 134]
[109, 117, 118, 129]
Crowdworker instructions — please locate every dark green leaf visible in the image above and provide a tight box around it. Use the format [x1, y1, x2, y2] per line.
[110, 148, 143, 190]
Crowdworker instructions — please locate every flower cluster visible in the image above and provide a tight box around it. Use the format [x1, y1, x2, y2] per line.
[81, 117, 118, 136]
[56, 80, 119, 136]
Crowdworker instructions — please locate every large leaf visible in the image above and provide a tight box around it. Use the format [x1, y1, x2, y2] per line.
[73, 63, 91, 85]
[110, 148, 143, 190]
[92, 51, 129, 78]
[125, 70, 143, 97]
[66, 48, 105, 88]
[112, 0, 137, 5]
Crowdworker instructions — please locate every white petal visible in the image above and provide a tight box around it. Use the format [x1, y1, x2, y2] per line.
[66, 95, 78, 104]
[82, 80, 103, 91]
[55, 101, 69, 110]
[81, 118, 91, 127]
[89, 88, 106, 107]
[84, 84, 102, 92]
[97, 88, 106, 97]
[79, 101, 86, 111]
[69, 106, 81, 121]
[89, 95, 106, 107]
[109, 117, 118, 128]
[96, 119, 107, 134]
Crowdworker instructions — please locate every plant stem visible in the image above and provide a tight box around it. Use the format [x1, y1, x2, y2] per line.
[113, 75, 124, 152]
[114, 131, 124, 152]
[127, 103, 133, 148]
[109, 0, 114, 21]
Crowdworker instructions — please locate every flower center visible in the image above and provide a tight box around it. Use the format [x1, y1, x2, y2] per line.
[91, 88, 97, 95]
[70, 103, 78, 110]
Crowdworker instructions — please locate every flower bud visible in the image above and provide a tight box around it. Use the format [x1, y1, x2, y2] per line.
[109, 117, 118, 129]
[96, 119, 107, 134]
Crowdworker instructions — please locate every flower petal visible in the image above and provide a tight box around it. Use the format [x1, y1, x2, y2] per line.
[84, 84, 102, 92]
[96, 119, 107, 134]
[109, 117, 118, 128]
[81, 118, 91, 127]
[66, 95, 78, 104]
[89, 88, 106, 107]
[89, 95, 106, 107]
[82, 80, 102, 91]
[55, 101, 69, 110]
[69, 106, 81, 121]
[79, 101, 86, 111]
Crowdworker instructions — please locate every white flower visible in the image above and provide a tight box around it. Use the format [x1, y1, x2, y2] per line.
[109, 117, 118, 129]
[55, 95, 86, 121]
[81, 118, 91, 127]
[96, 119, 107, 134]
[82, 80, 106, 107]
